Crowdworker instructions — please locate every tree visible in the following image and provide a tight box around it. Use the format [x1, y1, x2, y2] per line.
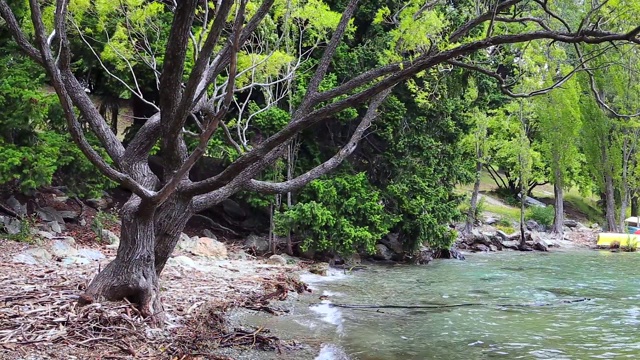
[2, 0, 639, 316]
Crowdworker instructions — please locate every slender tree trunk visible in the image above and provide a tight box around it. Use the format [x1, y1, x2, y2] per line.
[552, 181, 564, 236]
[519, 181, 527, 248]
[631, 193, 638, 217]
[604, 172, 618, 232]
[81, 198, 161, 317]
[465, 160, 483, 234]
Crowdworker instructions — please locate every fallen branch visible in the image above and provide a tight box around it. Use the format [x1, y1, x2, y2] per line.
[0, 201, 20, 218]
[329, 297, 592, 310]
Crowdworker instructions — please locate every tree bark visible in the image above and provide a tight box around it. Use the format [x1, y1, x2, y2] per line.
[465, 160, 483, 234]
[631, 193, 638, 217]
[552, 181, 564, 236]
[604, 171, 618, 232]
[153, 196, 193, 274]
[81, 198, 161, 318]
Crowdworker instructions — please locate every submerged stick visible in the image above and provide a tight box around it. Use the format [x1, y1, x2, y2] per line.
[328, 297, 592, 310]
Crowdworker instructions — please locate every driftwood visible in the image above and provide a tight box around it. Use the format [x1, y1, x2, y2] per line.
[0, 201, 19, 218]
[329, 297, 591, 310]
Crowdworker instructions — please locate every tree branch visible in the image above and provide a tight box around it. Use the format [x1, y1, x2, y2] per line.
[246, 88, 393, 194]
[0, 1, 42, 63]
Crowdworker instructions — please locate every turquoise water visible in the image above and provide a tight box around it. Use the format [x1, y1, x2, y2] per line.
[241, 250, 640, 359]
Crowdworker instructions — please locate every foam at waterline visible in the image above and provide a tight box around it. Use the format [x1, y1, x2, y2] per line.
[300, 267, 349, 290]
[315, 343, 350, 360]
[309, 299, 344, 333]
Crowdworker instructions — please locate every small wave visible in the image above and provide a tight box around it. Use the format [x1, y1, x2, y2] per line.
[310, 300, 344, 333]
[315, 343, 350, 360]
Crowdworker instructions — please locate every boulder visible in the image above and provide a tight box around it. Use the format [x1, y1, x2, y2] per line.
[496, 230, 510, 242]
[244, 234, 270, 254]
[309, 262, 329, 276]
[50, 239, 78, 258]
[435, 248, 465, 260]
[525, 219, 543, 232]
[221, 199, 247, 220]
[6, 196, 27, 217]
[501, 240, 521, 250]
[563, 219, 578, 228]
[86, 197, 112, 210]
[373, 243, 394, 261]
[13, 248, 52, 265]
[472, 243, 490, 252]
[58, 210, 79, 221]
[77, 248, 106, 261]
[180, 236, 228, 259]
[37, 231, 55, 240]
[36, 207, 65, 224]
[267, 254, 287, 266]
[380, 233, 403, 254]
[201, 229, 217, 240]
[61, 256, 91, 266]
[101, 229, 120, 247]
[4, 218, 22, 235]
[47, 221, 63, 234]
[484, 216, 500, 225]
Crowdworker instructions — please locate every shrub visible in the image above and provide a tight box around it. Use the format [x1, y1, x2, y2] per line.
[525, 205, 555, 227]
[274, 173, 398, 257]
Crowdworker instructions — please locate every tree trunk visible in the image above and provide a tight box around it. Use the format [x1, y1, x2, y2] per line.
[519, 182, 527, 248]
[81, 198, 161, 318]
[552, 179, 564, 236]
[631, 194, 638, 217]
[153, 197, 193, 274]
[465, 160, 483, 234]
[604, 172, 618, 232]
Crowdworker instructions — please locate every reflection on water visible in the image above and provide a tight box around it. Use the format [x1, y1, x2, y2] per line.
[243, 251, 640, 359]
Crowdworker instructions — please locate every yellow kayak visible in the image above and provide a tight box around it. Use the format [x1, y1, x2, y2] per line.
[596, 233, 640, 247]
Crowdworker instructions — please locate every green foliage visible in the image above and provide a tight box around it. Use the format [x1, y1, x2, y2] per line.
[92, 210, 119, 243]
[5, 216, 36, 244]
[525, 206, 555, 227]
[274, 173, 397, 256]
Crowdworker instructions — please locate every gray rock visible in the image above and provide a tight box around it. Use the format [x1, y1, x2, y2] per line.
[380, 233, 403, 254]
[309, 262, 329, 276]
[202, 229, 217, 240]
[267, 254, 287, 266]
[180, 232, 190, 242]
[58, 210, 79, 221]
[87, 198, 111, 210]
[28, 248, 52, 262]
[563, 219, 578, 228]
[7, 196, 27, 217]
[373, 243, 394, 261]
[484, 216, 500, 225]
[13, 253, 39, 265]
[61, 256, 91, 266]
[526, 219, 543, 232]
[77, 248, 105, 261]
[4, 218, 22, 235]
[36, 207, 64, 224]
[221, 199, 247, 220]
[37, 230, 55, 240]
[47, 221, 63, 234]
[501, 240, 521, 250]
[179, 237, 227, 259]
[473, 244, 490, 252]
[228, 250, 250, 261]
[101, 229, 120, 245]
[244, 234, 270, 254]
[496, 230, 509, 241]
[51, 239, 78, 258]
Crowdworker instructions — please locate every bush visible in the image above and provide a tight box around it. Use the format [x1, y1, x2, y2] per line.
[525, 205, 555, 227]
[274, 173, 398, 256]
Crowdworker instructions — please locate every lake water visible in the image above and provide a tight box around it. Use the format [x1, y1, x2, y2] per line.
[241, 250, 640, 359]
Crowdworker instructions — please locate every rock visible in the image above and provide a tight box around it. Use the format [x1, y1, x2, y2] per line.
[202, 229, 217, 240]
[533, 240, 549, 252]
[564, 219, 578, 228]
[221, 199, 247, 220]
[244, 234, 270, 254]
[501, 240, 520, 250]
[168, 255, 199, 270]
[484, 216, 499, 225]
[4, 218, 22, 235]
[47, 221, 63, 234]
[61, 256, 91, 266]
[101, 229, 120, 245]
[373, 243, 394, 261]
[58, 210, 79, 221]
[77, 248, 106, 261]
[526, 219, 543, 232]
[19, 248, 53, 264]
[489, 244, 498, 251]
[51, 239, 78, 258]
[180, 232, 190, 242]
[180, 236, 228, 259]
[228, 250, 251, 261]
[380, 233, 403, 254]
[36, 207, 65, 224]
[86, 197, 111, 210]
[309, 262, 329, 276]
[37, 231, 55, 240]
[472, 244, 490, 252]
[345, 253, 362, 265]
[267, 255, 287, 266]
[496, 230, 509, 241]
[13, 253, 39, 265]
[7, 196, 27, 217]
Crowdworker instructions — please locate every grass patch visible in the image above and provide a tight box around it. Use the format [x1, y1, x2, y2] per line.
[484, 202, 521, 221]
[564, 193, 602, 225]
